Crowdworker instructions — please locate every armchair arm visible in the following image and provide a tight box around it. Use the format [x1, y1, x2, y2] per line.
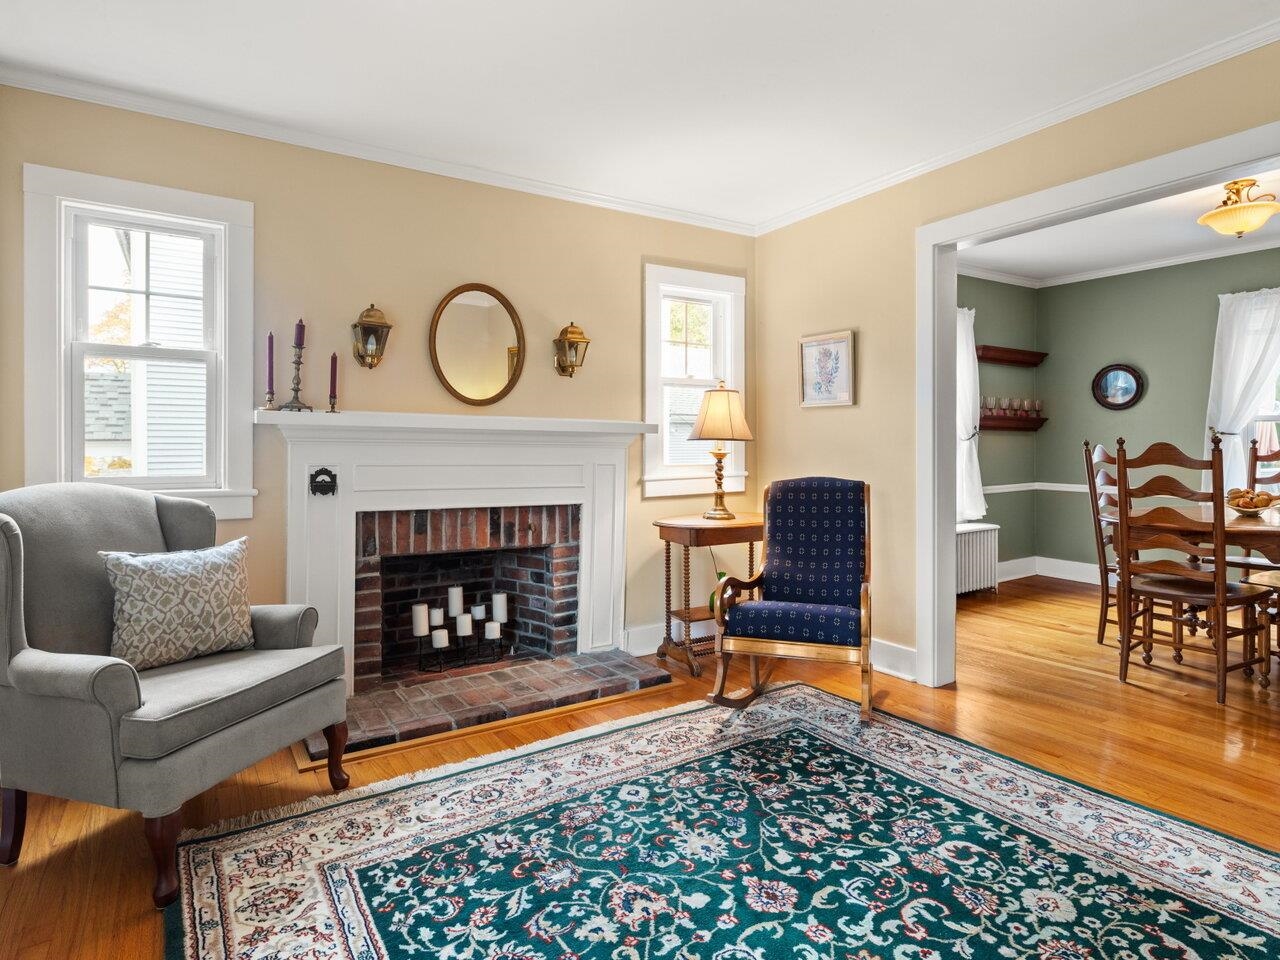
[250, 604, 319, 650]
[714, 571, 765, 629]
[8, 647, 141, 715]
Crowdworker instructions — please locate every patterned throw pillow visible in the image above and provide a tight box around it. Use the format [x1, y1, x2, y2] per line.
[100, 537, 254, 671]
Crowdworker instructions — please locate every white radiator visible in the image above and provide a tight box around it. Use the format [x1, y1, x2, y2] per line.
[956, 522, 1000, 594]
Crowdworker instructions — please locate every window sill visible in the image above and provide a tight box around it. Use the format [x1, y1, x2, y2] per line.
[157, 487, 257, 521]
[643, 472, 746, 500]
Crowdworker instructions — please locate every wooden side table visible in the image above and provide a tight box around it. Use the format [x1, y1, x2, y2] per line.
[654, 513, 764, 677]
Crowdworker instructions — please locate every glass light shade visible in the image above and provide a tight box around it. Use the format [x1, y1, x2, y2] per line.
[1197, 201, 1280, 237]
[689, 381, 753, 442]
[553, 322, 590, 377]
[351, 303, 392, 369]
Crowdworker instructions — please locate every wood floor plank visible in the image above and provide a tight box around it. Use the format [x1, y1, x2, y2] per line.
[0, 574, 1276, 958]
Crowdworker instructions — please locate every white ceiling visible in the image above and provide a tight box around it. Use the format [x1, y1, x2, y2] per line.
[958, 168, 1280, 286]
[2, 2, 1279, 235]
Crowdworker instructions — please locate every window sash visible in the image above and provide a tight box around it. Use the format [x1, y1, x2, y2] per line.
[69, 341, 219, 490]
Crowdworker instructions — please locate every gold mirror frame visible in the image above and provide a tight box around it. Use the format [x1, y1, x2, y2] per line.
[428, 283, 526, 406]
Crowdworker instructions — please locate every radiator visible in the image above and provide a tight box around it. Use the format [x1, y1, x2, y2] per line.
[956, 522, 1000, 594]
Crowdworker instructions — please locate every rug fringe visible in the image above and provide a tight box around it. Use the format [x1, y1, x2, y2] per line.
[179, 692, 722, 843]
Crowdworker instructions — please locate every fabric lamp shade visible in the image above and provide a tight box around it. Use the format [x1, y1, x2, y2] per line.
[689, 382, 753, 442]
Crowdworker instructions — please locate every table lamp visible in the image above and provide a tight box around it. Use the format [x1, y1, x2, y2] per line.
[689, 380, 753, 520]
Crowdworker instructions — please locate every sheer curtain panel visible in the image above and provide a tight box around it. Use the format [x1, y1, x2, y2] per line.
[957, 307, 987, 521]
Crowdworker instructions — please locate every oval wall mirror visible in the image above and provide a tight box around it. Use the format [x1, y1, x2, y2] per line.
[428, 283, 525, 406]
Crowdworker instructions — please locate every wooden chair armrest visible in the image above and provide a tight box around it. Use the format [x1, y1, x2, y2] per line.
[715, 571, 764, 628]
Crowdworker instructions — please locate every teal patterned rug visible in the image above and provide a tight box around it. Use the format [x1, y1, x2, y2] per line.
[169, 685, 1280, 959]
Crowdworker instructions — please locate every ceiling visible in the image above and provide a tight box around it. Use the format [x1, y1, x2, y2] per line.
[2, 2, 1279, 235]
[958, 168, 1280, 286]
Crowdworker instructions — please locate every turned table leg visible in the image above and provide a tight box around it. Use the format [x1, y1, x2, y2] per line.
[683, 545, 701, 677]
[657, 541, 672, 660]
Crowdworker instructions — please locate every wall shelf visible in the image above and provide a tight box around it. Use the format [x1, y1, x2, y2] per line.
[976, 345, 1048, 367]
[981, 415, 1047, 432]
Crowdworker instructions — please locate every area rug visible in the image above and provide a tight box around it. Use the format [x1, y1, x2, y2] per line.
[168, 684, 1280, 959]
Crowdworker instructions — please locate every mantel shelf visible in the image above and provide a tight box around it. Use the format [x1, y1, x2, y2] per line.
[254, 408, 657, 443]
[981, 415, 1047, 432]
[976, 345, 1048, 367]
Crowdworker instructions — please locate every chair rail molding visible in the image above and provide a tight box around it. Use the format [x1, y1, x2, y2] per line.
[256, 410, 656, 693]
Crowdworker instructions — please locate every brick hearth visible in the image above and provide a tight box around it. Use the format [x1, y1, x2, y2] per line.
[304, 650, 671, 758]
[354, 505, 581, 691]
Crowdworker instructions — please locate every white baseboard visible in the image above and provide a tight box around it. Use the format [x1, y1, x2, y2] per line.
[619, 622, 916, 683]
[996, 555, 1098, 586]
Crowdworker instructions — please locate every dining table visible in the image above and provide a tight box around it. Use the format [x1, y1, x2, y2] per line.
[1100, 504, 1280, 561]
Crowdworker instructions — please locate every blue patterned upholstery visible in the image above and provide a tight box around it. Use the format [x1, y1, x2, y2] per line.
[725, 599, 861, 646]
[726, 477, 866, 647]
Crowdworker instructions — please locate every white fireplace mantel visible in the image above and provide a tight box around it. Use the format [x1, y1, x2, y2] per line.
[256, 410, 655, 693]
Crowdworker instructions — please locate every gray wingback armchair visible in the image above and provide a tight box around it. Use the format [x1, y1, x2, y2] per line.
[0, 483, 349, 908]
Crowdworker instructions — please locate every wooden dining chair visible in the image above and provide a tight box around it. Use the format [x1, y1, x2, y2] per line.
[1114, 435, 1271, 703]
[1248, 437, 1280, 491]
[1083, 441, 1119, 645]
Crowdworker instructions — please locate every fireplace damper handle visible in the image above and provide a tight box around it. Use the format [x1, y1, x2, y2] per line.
[309, 467, 338, 496]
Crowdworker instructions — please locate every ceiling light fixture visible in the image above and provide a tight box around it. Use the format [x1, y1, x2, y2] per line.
[1196, 179, 1280, 238]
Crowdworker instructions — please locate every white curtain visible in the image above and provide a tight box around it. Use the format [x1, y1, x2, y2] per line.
[1204, 287, 1280, 490]
[956, 307, 988, 521]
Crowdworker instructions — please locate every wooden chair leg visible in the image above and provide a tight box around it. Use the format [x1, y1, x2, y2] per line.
[1141, 600, 1154, 665]
[1096, 593, 1110, 645]
[1243, 604, 1257, 678]
[1261, 604, 1273, 690]
[144, 809, 183, 909]
[1118, 595, 1134, 684]
[323, 723, 351, 791]
[1172, 601, 1184, 663]
[707, 651, 767, 708]
[1, 788, 27, 866]
[1214, 604, 1228, 705]
[860, 657, 874, 721]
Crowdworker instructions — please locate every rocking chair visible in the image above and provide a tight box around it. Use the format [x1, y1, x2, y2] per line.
[710, 477, 873, 719]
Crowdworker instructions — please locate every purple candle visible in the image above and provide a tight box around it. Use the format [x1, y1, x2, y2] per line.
[294, 318, 305, 349]
[329, 351, 338, 400]
[266, 331, 274, 395]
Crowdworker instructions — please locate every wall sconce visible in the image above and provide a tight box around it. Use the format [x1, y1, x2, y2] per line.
[553, 322, 590, 377]
[351, 303, 392, 369]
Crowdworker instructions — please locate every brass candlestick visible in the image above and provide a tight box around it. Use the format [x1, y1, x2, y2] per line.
[260, 389, 277, 411]
[278, 344, 313, 412]
[327, 393, 338, 414]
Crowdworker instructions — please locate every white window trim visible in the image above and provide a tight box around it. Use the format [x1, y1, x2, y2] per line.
[642, 263, 747, 499]
[23, 164, 256, 520]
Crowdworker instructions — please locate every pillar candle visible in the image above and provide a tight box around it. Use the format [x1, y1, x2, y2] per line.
[447, 586, 464, 616]
[431, 628, 449, 649]
[471, 603, 486, 621]
[491, 592, 508, 623]
[266, 331, 274, 394]
[456, 613, 473, 636]
[294, 318, 305, 348]
[411, 603, 431, 637]
[429, 607, 444, 627]
[484, 620, 501, 640]
[329, 351, 338, 400]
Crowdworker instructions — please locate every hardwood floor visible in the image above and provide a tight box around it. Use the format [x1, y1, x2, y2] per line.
[1, 574, 1277, 958]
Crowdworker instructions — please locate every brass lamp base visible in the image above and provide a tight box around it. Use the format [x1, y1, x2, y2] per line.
[703, 449, 736, 521]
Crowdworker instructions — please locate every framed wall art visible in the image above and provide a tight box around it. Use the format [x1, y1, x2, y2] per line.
[799, 330, 854, 407]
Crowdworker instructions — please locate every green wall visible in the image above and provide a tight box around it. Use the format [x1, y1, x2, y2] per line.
[961, 247, 1280, 567]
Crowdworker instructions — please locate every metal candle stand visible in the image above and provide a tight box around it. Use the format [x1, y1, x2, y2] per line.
[417, 623, 505, 673]
[278, 343, 313, 412]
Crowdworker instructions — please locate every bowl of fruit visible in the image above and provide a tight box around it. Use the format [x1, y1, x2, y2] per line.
[1226, 488, 1274, 517]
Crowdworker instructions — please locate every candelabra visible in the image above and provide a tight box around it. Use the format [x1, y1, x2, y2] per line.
[278, 343, 313, 412]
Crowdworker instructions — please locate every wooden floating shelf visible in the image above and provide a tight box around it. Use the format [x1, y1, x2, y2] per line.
[981, 415, 1048, 432]
[976, 345, 1048, 367]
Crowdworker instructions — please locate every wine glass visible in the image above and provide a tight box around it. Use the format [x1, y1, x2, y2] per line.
[998, 397, 1010, 417]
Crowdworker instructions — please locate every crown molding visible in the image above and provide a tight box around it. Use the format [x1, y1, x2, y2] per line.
[754, 17, 1280, 236]
[0, 63, 758, 237]
[957, 265, 1043, 288]
[1036, 229, 1280, 287]
[5, 14, 1280, 239]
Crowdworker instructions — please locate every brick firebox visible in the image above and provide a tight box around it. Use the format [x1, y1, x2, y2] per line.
[354, 505, 581, 692]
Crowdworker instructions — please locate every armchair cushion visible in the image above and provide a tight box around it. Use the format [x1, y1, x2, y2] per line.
[118, 645, 344, 760]
[725, 599, 862, 647]
[101, 537, 254, 670]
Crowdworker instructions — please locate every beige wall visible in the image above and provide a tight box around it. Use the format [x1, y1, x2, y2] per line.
[0, 84, 756, 630]
[754, 41, 1280, 651]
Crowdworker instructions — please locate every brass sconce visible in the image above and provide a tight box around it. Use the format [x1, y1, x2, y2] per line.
[351, 303, 392, 369]
[553, 322, 590, 377]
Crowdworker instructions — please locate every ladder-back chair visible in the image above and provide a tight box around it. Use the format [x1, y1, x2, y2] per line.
[711, 477, 872, 719]
[1083, 441, 1119, 645]
[1114, 436, 1270, 703]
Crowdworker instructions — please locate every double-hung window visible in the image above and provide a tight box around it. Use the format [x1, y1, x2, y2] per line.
[643, 264, 747, 497]
[24, 165, 255, 519]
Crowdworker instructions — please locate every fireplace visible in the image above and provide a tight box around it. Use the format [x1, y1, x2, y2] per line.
[354, 505, 580, 691]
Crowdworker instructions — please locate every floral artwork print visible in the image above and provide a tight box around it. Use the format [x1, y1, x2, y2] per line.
[170, 686, 1280, 959]
[800, 333, 852, 406]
